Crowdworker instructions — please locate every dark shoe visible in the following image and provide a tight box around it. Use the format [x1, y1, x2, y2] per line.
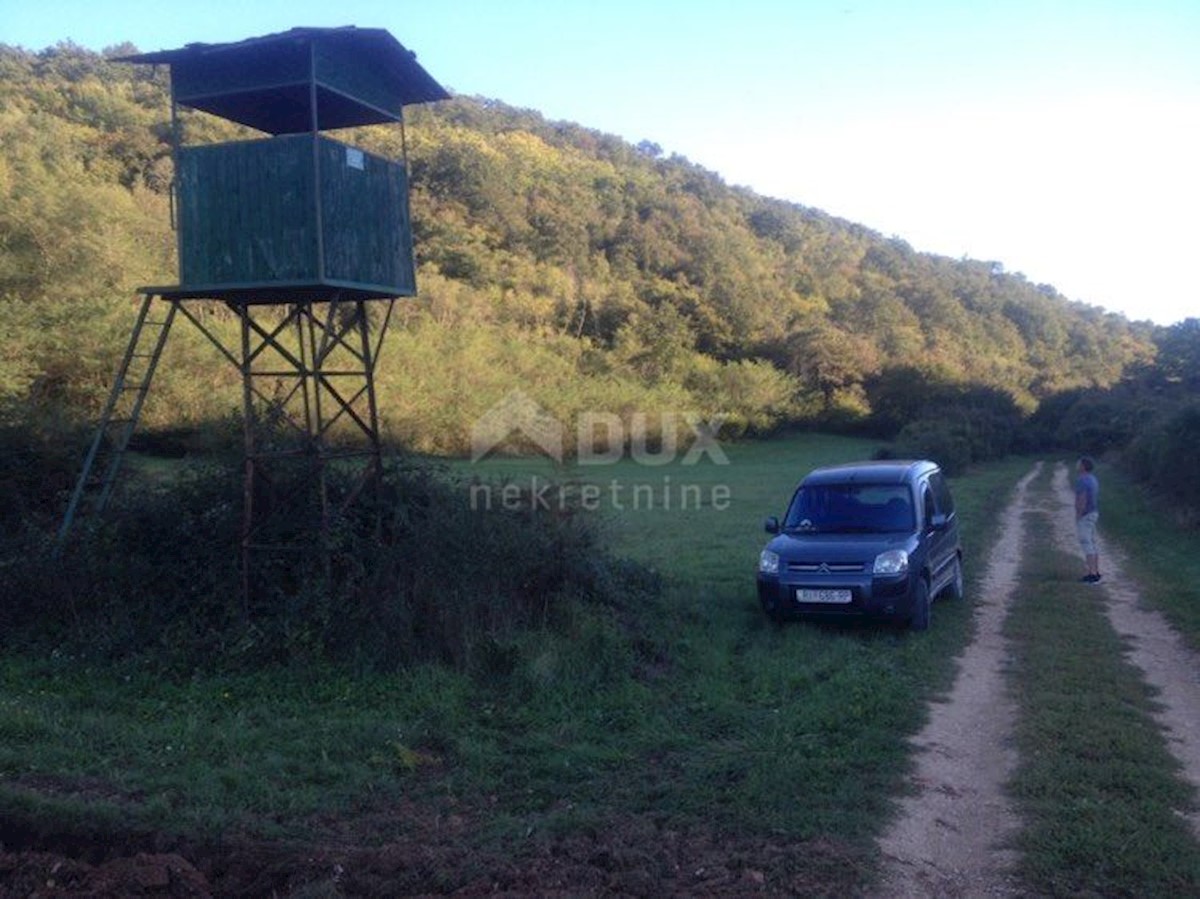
[1079, 574, 1096, 583]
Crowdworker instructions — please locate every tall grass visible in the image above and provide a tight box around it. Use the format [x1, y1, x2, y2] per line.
[2, 452, 658, 677]
[1097, 463, 1200, 651]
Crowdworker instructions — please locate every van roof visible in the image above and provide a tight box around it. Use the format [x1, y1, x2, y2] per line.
[801, 460, 938, 487]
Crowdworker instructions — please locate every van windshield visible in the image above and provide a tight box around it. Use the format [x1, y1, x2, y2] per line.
[783, 483, 914, 534]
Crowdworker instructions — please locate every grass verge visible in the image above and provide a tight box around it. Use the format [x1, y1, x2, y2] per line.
[1003, 475, 1200, 895]
[1095, 463, 1200, 652]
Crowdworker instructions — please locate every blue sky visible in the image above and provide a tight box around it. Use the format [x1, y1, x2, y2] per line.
[4, 0, 1198, 325]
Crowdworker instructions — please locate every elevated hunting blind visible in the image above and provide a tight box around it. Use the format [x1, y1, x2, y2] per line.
[59, 27, 448, 601]
[127, 27, 448, 299]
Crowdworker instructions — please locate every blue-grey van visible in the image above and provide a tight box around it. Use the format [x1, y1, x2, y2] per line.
[757, 460, 962, 630]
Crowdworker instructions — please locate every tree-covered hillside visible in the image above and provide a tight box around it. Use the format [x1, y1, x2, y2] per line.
[0, 41, 1161, 454]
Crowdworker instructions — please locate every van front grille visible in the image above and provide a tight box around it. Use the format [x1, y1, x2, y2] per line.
[786, 562, 866, 574]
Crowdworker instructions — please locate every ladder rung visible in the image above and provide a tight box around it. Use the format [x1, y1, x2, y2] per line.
[54, 294, 178, 550]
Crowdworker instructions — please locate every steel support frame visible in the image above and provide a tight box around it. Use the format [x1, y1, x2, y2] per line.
[175, 294, 395, 604]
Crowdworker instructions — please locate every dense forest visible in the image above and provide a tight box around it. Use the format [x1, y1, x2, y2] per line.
[0, 41, 1195, 485]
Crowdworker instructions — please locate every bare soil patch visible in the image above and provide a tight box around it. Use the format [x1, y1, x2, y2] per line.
[869, 466, 1041, 897]
[0, 816, 867, 897]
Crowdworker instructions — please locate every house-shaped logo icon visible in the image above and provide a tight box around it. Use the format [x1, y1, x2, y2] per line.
[470, 390, 564, 462]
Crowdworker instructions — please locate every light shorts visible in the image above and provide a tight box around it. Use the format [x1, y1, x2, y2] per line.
[1076, 511, 1100, 555]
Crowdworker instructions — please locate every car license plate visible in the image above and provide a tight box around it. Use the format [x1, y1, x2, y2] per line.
[796, 588, 852, 604]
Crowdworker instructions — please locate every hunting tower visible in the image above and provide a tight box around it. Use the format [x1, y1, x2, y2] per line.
[59, 27, 448, 598]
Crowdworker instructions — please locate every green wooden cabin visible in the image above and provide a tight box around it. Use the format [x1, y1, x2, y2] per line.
[122, 27, 448, 302]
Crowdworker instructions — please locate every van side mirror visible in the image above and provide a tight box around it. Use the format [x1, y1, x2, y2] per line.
[764, 516, 780, 534]
[930, 512, 949, 532]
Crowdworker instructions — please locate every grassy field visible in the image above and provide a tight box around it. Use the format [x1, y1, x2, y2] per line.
[452, 438, 1035, 840]
[0, 437, 1092, 891]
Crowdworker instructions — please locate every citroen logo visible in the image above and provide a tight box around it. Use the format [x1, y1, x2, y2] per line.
[818, 562, 831, 574]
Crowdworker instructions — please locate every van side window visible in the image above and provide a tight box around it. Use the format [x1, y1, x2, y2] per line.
[923, 485, 936, 528]
[930, 471, 955, 515]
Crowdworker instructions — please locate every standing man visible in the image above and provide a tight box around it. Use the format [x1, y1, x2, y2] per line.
[1075, 456, 1101, 583]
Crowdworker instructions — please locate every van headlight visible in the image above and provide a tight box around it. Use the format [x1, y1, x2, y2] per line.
[873, 549, 909, 576]
[759, 550, 780, 575]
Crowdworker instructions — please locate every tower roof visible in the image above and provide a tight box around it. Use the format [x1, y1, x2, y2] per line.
[120, 26, 450, 134]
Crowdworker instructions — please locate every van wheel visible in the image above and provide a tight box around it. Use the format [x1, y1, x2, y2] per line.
[910, 578, 931, 631]
[946, 556, 964, 600]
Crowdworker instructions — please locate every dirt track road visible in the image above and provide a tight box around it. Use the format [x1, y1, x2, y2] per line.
[1049, 462, 1200, 840]
[873, 462, 1200, 896]
[871, 466, 1036, 897]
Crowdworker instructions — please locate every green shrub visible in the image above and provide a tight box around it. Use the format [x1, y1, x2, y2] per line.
[0, 417, 93, 541]
[1, 458, 245, 667]
[892, 418, 973, 475]
[1033, 387, 1166, 454]
[1125, 404, 1200, 526]
[2, 456, 661, 677]
[888, 388, 1022, 474]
